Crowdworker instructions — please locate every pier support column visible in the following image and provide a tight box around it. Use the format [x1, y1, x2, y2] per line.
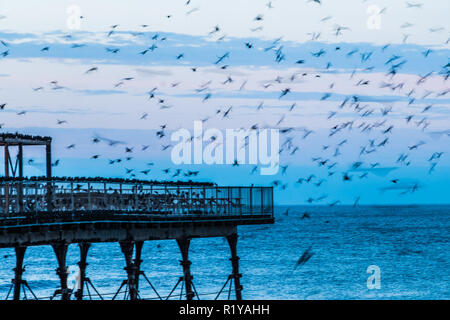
[119, 241, 143, 300]
[227, 233, 243, 300]
[12, 246, 27, 300]
[51, 242, 70, 300]
[18, 144, 24, 214]
[45, 143, 52, 212]
[176, 238, 194, 300]
[133, 241, 144, 293]
[4, 144, 9, 214]
[75, 242, 90, 300]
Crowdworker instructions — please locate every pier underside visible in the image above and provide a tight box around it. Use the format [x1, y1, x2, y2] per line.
[0, 214, 273, 248]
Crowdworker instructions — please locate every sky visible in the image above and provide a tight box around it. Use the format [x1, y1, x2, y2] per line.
[0, 0, 449, 205]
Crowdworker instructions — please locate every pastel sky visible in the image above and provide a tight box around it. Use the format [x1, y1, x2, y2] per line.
[0, 0, 449, 205]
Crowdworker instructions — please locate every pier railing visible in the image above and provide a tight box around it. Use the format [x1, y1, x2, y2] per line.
[0, 179, 273, 217]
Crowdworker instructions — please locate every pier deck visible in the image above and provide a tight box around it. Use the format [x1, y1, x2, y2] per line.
[0, 178, 273, 247]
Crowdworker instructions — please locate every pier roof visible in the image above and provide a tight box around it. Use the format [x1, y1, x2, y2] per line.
[0, 132, 52, 146]
[0, 176, 215, 186]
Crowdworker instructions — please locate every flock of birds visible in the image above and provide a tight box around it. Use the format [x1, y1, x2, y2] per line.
[0, 1, 449, 269]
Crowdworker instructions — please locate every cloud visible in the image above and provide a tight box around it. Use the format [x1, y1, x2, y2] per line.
[1, 30, 449, 75]
[75, 89, 127, 95]
[135, 67, 173, 77]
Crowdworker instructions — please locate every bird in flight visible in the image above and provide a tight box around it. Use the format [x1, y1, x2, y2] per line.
[294, 246, 314, 270]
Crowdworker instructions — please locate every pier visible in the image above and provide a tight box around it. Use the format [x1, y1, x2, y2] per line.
[0, 133, 274, 300]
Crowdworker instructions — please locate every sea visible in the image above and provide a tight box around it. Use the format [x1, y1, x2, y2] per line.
[0, 205, 448, 300]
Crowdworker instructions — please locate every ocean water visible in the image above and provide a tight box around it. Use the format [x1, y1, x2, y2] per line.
[0, 205, 448, 300]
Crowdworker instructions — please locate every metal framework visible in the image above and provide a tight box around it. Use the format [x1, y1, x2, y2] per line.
[0, 178, 273, 217]
[0, 133, 52, 215]
[0, 133, 52, 179]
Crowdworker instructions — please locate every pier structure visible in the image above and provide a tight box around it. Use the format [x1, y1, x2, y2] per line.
[0, 133, 274, 300]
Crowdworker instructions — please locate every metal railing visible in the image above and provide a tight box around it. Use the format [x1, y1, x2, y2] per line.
[0, 179, 273, 217]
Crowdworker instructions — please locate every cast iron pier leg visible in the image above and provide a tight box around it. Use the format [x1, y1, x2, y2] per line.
[119, 241, 143, 300]
[12, 246, 27, 300]
[76, 242, 91, 300]
[52, 242, 70, 300]
[134, 241, 144, 294]
[176, 238, 194, 300]
[227, 233, 243, 300]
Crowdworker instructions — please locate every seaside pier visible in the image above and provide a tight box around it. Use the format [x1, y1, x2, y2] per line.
[0, 133, 274, 300]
